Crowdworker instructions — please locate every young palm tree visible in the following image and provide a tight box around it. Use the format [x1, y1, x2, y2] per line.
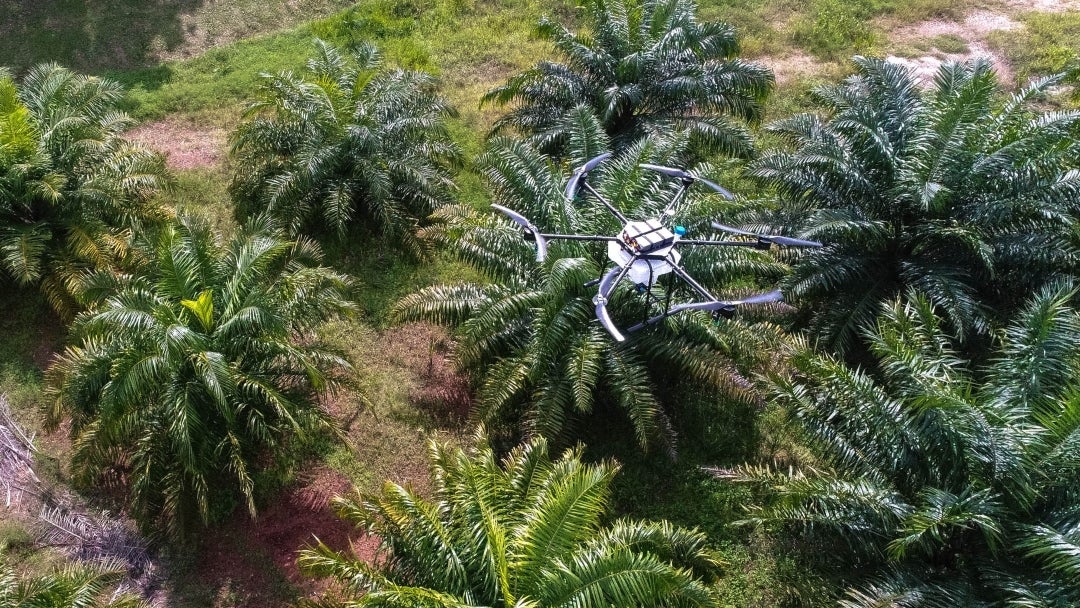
[751, 57, 1080, 356]
[482, 0, 773, 158]
[0, 559, 144, 608]
[300, 434, 724, 607]
[230, 40, 462, 254]
[737, 286, 1080, 605]
[0, 65, 170, 317]
[46, 215, 355, 539]
[397, 126, 789, 454]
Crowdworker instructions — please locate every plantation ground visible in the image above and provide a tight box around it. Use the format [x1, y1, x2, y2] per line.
[1, 0, 1077, 605]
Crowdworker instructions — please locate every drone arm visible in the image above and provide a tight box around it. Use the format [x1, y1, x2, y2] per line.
[626, 301, 724, 333]
[667, 261, 718, 302]
[677, 239, 772, 249]
[580, 181, 628, 223]
[710, 222, 823, 248]
[539, 233, 621, 242]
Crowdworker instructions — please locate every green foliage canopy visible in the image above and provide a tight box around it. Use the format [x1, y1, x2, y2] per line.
[752, 57, 1080, 356]
[230, 40, 462, 254]
[0, 64, 170, 317]
[0, 559, 144, 608]
[739, 286, 1080, 605]
[46, 216, 355, 538]
[300, 434, 725, 607]
[482, 0, 774, 158]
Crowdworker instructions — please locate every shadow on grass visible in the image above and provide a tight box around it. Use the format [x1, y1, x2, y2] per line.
[0, 0, 204, 72]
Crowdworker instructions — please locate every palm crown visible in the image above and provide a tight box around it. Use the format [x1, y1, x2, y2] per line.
[396, 124, 788, 454]
[482, 0, 773, 158]
[46, 215, 355, 538]
[230, 40, 462, 254]
[0, 559, 144, 608]
[300, 434, 724, 607]
[738, 286, 1080, 605]
[0, 64, 170, 316]
[751, 57, 1080, 356]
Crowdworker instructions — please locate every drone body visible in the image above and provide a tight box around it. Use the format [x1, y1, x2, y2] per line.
[609, 219, 681, 288]
[493, 154, 821, 341]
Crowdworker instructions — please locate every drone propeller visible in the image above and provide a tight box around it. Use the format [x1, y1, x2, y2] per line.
[594, 265, 631, 342]
[565, 152, 613, 201]
[625, 289, 785, 333]
[492, 204, 548, 262]
[710, 222, 823, 248]
[639, 164, 735, 200]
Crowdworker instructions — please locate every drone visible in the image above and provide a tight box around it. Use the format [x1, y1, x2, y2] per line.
[492, 153, 822, 342]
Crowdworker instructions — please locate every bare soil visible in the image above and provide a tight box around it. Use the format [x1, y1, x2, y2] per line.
[885, 11, 1019, 84]
[768, 53, 832, 86]
[882, 0, 1080, 84]
[194, 467, 376, 608]
[127, 117, 227, 171]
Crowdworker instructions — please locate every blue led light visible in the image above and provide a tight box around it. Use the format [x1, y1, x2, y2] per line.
[674, 225, 687, 236]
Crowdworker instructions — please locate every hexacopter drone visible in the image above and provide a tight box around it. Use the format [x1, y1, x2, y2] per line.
[492, 153, 822, 342]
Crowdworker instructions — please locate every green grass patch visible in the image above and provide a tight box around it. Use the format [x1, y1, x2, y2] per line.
[987, 12, 1080, 85]
[892, 33, 971, 58]
[318, 317, 466, 493]
[791, 0, 877, 60]
[584, 402, 832, 606]
[169, 166, 241, 242]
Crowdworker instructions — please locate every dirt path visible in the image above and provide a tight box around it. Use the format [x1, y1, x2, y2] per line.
[884, 9, 1021, 84]
[883, 0, 1080, 84]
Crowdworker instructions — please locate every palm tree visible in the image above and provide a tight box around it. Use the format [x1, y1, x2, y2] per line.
[397, 125, 789, 454]
[751, 57, 1080, 356]
[300, 434, 724, 607]
[45, 215, 355, 539]
[482, 0, 773, 158]
[0, 559, 144, 608]
[0, 65, 170, 317]
[230, 40, 462, 254]
[736, 285, 1080, 605]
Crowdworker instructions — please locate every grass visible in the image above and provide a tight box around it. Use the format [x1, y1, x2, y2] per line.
[318, 316, 468, 494]
[892, 33, 971, 58]
[987, 11, 1080, 85]
[169, 167, 241, 241]
[580, 388, 832, 605]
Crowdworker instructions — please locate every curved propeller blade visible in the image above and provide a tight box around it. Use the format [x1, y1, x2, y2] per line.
[724, 289, 785, 306]
[565, 152, 613, 201]
[765, 235, 823, 248]
[639, 164, 734, 199]
[594, 266, 626, 342]
[709, 221, 757, 238]
[692, 176, 735, 200]
[625, 289, 784, 333]
[491, 204, 548, 262]
[710, 222, 822, 248]
[673, 289, 784, 313]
